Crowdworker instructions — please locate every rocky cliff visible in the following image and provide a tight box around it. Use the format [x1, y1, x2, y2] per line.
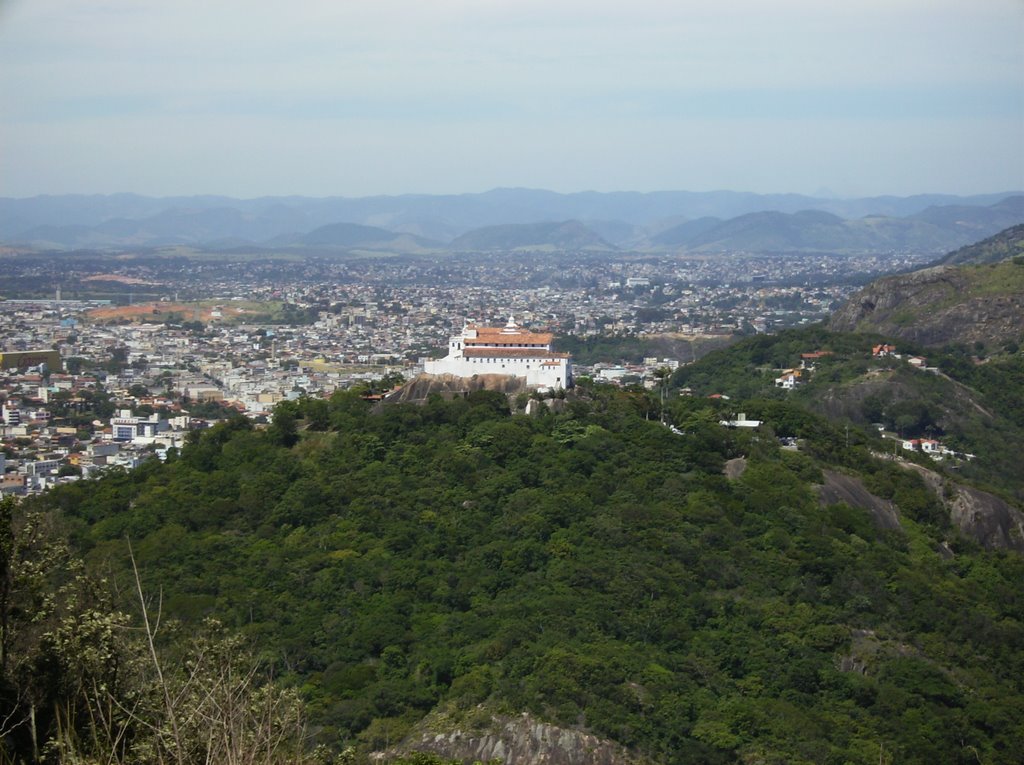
[382, 710, 648, 765]
[815, 465, 1023, 552]
[829, 261, 1024, 347]
[384, 373, 532, 404]
[808, 366, 994, 433]
[900, 463, 1024, 552]
[816, 470, 902, 532]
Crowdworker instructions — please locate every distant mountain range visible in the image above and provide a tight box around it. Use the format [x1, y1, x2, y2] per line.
[2, 188, 1022, 254]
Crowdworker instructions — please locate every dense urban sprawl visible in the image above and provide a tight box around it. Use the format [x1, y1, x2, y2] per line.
[0, 249, 936, 494]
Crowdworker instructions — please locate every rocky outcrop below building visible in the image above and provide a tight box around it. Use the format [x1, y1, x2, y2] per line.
[722, 456, 748, 480]
[828, 261, 1024, 347]
[379, 709, 649, 765]
[385, 373, 532, 404]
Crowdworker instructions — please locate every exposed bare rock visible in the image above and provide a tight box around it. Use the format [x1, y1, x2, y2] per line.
[829, 262, 1024, 347]
[817, 456, 1024, 553]
[836, 654, 869, 675]
[837, 628, 922, 677]
[384, 709, 648, 765]
[808, 367, 993, 434]
[723, 457, 747, 480]
[900, 463, 1024, 552]
[525, 398, 568, 415]
[816, 470, 901, 531]
[385, 373, 531, 404]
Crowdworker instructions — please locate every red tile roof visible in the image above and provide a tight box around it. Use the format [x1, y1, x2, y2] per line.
[463, 348, 568, 359]
[468, 326, 554, 345]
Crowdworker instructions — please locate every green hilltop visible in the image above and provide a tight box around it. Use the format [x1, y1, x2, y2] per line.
[937, 223, 1024, 266]
[4, 332, 1024, 764]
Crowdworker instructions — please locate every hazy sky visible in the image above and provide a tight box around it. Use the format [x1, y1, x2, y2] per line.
[1, 0, 1022, 198]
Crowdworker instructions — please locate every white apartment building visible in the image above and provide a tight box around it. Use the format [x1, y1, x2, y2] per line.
[1, 404, 20, 425]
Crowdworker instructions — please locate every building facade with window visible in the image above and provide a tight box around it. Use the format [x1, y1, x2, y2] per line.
[424, 317, 572, 390]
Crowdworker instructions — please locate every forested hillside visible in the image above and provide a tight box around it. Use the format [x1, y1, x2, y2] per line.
[672, 326, 1024, 501]
[4, 366, 1022, 764]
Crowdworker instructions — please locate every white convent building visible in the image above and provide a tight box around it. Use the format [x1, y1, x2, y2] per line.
[423, 317, 573, 390]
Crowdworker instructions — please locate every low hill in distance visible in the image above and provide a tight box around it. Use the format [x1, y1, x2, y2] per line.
[829, 225, 1024, 347]
[648, 216, 724, 246]
[448, 220, 614, 252]
[15, 205, 307, 249]
[268, 221, 440, 253]
[936, 222, 1024, 266]
[910, 195, 1024, 239]
[650, 197, 1024, 254]
[4, 190, 1023, 254]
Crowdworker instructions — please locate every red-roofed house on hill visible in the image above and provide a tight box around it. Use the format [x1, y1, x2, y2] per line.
[800, 350, 833, 369]
[424, 316, 572, 390]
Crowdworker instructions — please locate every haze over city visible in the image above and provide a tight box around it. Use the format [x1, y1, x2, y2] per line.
[5, 1, 1024, 763]
[1, 0, 1022, 199]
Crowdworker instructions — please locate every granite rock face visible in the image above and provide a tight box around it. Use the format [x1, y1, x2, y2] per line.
[829, 264, 1024, 347]
[815, 465, 1023, 552]
[901, 463, 1024, 552]
[384, 374, 531, 404]
[817, 470, 902, 532]
[388, 712, 647, 765]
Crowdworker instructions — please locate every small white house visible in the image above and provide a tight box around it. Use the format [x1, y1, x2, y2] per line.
[719, 413, 763, 428]
[775, 370, 801, 390]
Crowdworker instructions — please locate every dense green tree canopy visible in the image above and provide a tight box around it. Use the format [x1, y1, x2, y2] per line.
[11, 360, 1018, 765]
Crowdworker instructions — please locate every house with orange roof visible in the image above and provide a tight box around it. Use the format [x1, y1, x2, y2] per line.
[775, 368, 802, 389]
[424, 316, 572, 390]
[800, 350, 833, 370]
